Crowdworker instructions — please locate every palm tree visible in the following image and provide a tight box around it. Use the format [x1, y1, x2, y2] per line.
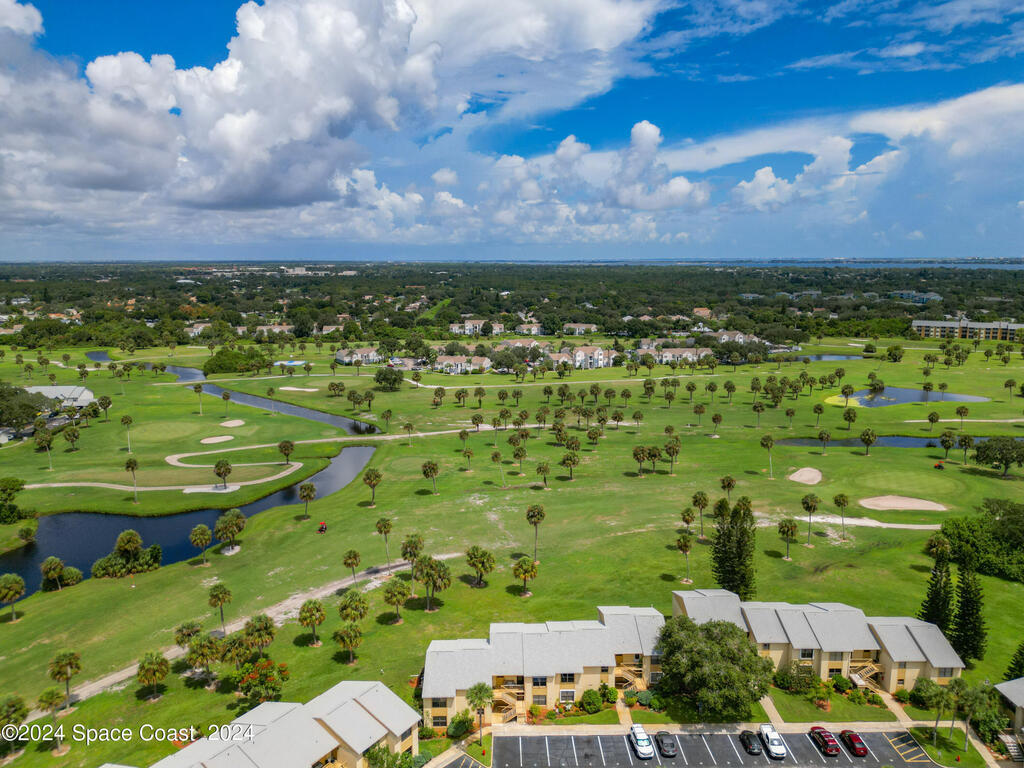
[343, 549, 362, 583]
[512, 556, 538, 597]
[298, 599, 326, 646]
[190, 524, 212, 565]
[123, 457, 139, 502]
[955, 405, 969, 429]
[120, 414, 133, 452]
[801, 494, 820, 546]
[526, 504, 546, 562]
[48, 651, 81, 710]
[421, 460, 440, 494]
[466, 545, 496, 587]
[778, 518, 798, 560]
[41, 556, 65, 590]
[676, 532, 693, 583]
[466, 682, 494, 743]
[35, 429, 53, 470]
[298, 482, 316, 518]
[403, 422, 415, 445]
[174, 621, 202, 649]
[193, 384, 204, 415]
[243, 614, 276, 657]
[375, 517, 393, 571]
[214, 458, 232, 488]
[760, 434, 774, 478]
[208, 584, 232, 636]
[813, 403, 824, 426]
[339, 590, 370, 624]
[37, 687, 66, 753]
[752, 401, 765, 428]
[692, 491, 709, 539]
[833, 493, 850, 540]
[383, 578, 411, 622]
[860, 428, 877, 455]
[720, 475, 735, 500]
[221, 391, 231, 417]
[333, 623, 362, 664]
[818, 429, 831, 455]
[136, 651, 170, 700]
[681, 508, 695, 532]
[278, 440, 295, 465]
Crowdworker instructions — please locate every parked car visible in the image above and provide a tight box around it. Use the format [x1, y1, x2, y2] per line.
[840, 730, 868, 757]
[759, 724, 787, 760]
[739, 731, 762, 755]
[629, 725, 655, 760]
[654, 732, 678, 758]
[810, 727, 841, 756]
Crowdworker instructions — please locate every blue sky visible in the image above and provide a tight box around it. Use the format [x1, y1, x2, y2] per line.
[1, 0, 1023, 261]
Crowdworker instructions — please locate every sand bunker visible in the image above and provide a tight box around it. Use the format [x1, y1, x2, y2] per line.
[859, 495, 947, 511]
[220, 419, 245, 427]
[184, 484, 240, 494]
[200, 435, 234, 444]
[280, 386, 317, 392]
[788, 467, 822, 485]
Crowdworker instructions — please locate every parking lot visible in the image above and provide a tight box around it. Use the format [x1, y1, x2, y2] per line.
[491, 730, 932, 768]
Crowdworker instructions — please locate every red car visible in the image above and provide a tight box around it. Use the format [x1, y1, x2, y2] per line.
[810, 727, 841, 756]
[840, 730, 868, 757]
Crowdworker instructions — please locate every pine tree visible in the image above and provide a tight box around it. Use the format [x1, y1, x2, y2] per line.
[918, 554, 955, 634]
[1006, 640, 1024, 681]
[950, 560, 987, 665]
[711, 498, 757, 600]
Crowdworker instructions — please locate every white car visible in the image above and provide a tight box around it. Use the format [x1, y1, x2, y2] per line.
[759, 724, 787, 760]
[629, 725, 656, 760]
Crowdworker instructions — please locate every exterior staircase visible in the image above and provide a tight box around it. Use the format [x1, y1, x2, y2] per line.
[616, 666, 647, 692]
[1000, 734, 1023, 762]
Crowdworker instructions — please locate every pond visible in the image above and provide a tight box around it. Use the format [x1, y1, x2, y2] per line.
[840, 386, 988, 408]
[0, 352, 377, 594]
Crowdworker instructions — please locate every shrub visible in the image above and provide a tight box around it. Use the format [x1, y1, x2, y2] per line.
[910, 678, 939, 708]
[867, 692, 884, 707]
[847, 689, 866, 705]
[446, 709, 473, 739]
[545, 709, 558, 720]
[602, 685, 619, 704]
[636, 690, 654, 707]
[649, 695, 665, 712]
[624, 693, 638, 707]
[528, 704, 542, 721]
[418, 726, 436, 740]
[972, 707, 1009, 744]
[830, 675, 852, 694]
[774, 661, 817, 694]
[61, 566, 83, 587]
[412, 754, 431, 768]
[579, 689, 603, 714]
[893, 688, 911, 704]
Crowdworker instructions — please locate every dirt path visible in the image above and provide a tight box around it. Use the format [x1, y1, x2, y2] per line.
[23, 553, 462, 723]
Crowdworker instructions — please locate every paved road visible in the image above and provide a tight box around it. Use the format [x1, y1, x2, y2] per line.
[492, 730, 932, 768]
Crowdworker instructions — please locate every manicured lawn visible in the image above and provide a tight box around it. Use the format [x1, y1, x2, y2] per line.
[465, 733, 492, 765]
[630, 698, 768, 724]
[538, 709, 620, 726]
[903, 704, 936, 721]
[419, 737, 453, 760]
[768, 688, 897, 722]
[908, 727, 987, 768]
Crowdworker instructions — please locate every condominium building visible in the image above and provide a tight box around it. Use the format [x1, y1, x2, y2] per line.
[122, 681, 420, 768]
[672, 589, 963, 693]
[911, 318, 1024, 341]
[421, 606, 664, 727]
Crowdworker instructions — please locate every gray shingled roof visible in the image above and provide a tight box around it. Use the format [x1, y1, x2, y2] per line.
[306, 680, 420, 752]
[996, 678, 1024, 709]
[673, 589, 746, 629]
[422, 607, 666, 699]
[867, 617, 963, 668]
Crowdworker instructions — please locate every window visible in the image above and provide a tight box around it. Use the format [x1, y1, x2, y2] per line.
[897, 662, 907, 670]
[799, 649, 814, 660]
[532, 676, 547, 687]
[560, 673, 575, 683]
[829, 652, 843, 662]
[533, 694, 547, 706]
[651, 654, 662, 665]
[600, 666, 609, 674]
[431, 698, 447, 708]
[432, 716, 447, 728]
[897, 678, 905, 687]
[938, 668, 954, 678]
[762, 643, 771, 650]
[650, 671, 663, 685]
[560, 690, 575, 703]
[401, 728, 412, 741]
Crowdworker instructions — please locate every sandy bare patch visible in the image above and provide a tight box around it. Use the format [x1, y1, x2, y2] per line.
[183, 484, 240, 494]
[220, 419, 245, 427]
[200, 435, 234, 444]
[280, 386, 318, 392]
[788, 467, 822, 485]
[859, 495, 947, 511]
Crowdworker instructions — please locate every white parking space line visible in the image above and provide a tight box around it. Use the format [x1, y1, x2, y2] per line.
[546, 737, 551, 767]
[598, 736, 606, 766]
[805, 735, 826, 764]
[654, 743, 662, 766]
[701, 736, 718, 765]
[861, 736, 880, 763]
[572, 737, 579, 766]
[838, 741, 853, 763]
[674, 736, 688, 766]
[778, 735, 797, 764]
[728, 736, 744, 764]
[520, 737, 524, 765]
[624, 736, 634, 766]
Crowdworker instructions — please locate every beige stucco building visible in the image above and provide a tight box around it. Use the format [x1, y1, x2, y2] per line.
[421, 606, 663, 728]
